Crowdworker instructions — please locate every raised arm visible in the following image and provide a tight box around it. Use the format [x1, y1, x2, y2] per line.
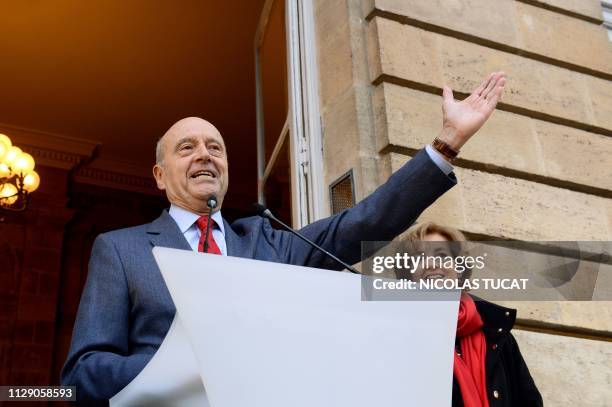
[272, 72, 507, 269]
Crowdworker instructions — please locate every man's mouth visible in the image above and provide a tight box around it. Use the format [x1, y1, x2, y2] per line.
[424, 273, 445, 280]
[190, 170, 216, 179]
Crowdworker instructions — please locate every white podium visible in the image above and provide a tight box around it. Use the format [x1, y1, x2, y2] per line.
[111, 248, 459, 406]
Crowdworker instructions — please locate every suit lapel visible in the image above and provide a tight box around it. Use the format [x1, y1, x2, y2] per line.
[147, 209, 192, 251]
[223, 218, 251, 259]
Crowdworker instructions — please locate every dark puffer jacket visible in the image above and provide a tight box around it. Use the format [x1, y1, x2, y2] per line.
[452, 298, 544, 406]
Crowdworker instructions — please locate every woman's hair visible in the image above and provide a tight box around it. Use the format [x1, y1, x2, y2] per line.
[401, 221, 473, 283]
[404, 221, 467, 245]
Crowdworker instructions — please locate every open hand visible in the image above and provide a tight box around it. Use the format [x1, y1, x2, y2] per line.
[438, 71, 506, 151]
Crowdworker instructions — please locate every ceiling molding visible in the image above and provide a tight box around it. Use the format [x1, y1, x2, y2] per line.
[0, 122, 99, 170]
[73, 159, 161, 196]
[0, 122, 161, 195]
[23, 146, 84, 170]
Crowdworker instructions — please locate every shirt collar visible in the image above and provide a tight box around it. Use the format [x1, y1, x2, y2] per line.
[168, 204, 225, 236]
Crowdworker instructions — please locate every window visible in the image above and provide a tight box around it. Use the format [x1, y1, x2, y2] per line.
[603, 1, 612, 41]
[254, 0, 325, 228]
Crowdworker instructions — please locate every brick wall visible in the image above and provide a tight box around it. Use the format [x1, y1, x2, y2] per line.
[0, 166, 167, 407]
[0, 165, 73, 407]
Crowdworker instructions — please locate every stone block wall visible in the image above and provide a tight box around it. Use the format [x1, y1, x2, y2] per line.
[314, 0, 611, 404]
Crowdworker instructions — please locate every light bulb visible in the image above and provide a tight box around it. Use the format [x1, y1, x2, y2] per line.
[0, 134, 13, 163]
[0, 134, 12, 149]
[0, 143, 7, 163]
[0, 135, 14, 166]
[4, 146, 22, 166]
[13, 152, 35, 174]
[0, 163, 10, 178]
[0, 183, 18, 205]
[22, 171, 40, 193]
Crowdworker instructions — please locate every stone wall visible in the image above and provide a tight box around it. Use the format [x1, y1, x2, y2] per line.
[315, 0, 611, 404]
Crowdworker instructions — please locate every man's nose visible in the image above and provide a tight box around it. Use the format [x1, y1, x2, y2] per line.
[194, 144, 212, 161]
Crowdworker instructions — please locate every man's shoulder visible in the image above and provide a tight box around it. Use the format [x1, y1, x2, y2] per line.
[95, 220, 155, 247]
[229, 215, 268, 235]
[103, 222, 151, 237]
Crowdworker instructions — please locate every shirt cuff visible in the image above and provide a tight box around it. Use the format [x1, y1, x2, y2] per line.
[425, 144, 454, 176]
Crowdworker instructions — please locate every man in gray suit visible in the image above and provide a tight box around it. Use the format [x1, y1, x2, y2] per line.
[61, 72, 507, 404]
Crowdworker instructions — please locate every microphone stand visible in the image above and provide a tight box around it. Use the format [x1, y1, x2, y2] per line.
[202, 196, 217, 253]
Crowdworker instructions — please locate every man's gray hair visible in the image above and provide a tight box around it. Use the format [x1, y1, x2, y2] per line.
[155, 137, 164, 165]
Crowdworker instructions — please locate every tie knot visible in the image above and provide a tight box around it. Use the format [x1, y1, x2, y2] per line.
[196, 216, 216, 232]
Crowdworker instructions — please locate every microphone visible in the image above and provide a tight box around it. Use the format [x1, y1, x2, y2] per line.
[202, 195, 217, 253]
[253, 203, 360, 274]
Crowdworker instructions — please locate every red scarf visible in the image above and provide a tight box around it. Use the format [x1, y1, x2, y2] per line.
[453, 293, 490, 407]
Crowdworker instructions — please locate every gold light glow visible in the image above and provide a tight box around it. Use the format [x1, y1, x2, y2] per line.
[22, 171, 40, 193]
[0, 140, 9, 162]
[0, 133, 40, 211]
[0, 163, 10, 178]
[0, 134, 11, 162]
[0, 183, 18, 205]
[4, 146, 22, 166]
[13, 152, 35, 174]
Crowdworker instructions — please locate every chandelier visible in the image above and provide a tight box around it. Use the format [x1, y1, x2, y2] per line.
[0, 133, 40, 211]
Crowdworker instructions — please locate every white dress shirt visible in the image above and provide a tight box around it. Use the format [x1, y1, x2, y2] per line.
[425, 144, 454, 175]
[168, 204, 228, 255]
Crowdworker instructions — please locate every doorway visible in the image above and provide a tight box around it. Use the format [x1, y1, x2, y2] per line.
[255, 0, 325, 229]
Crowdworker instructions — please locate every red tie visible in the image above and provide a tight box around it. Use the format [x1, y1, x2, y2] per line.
[196, 216, 222, 255]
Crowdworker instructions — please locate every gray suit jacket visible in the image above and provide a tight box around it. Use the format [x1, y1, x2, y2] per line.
[61, 149, 456, 404]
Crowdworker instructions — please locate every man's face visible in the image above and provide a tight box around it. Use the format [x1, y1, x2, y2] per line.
[153, 118, 229, 214]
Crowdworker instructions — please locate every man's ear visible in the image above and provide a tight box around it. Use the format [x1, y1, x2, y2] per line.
[152, 164, 166, 190]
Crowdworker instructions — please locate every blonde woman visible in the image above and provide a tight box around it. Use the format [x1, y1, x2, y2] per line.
[403, 222, 542, 407]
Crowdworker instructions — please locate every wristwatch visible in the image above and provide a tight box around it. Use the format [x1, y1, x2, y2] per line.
[432, 137, 459, 161]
